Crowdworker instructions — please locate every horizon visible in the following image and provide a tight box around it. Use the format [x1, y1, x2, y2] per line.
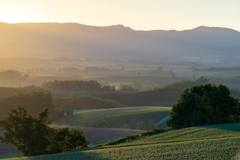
[1, 21, 239, 32]
[1, 0, 240, 31]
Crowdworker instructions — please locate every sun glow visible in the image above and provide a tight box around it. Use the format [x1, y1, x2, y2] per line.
[0, 4, 36, 24]
[0, 0, 240, 31]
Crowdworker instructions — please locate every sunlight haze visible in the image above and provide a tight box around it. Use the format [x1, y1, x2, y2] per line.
[0, 0, 240, 31]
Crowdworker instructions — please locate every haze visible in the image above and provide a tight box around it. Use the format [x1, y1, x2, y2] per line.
[1, 0, 240, 31]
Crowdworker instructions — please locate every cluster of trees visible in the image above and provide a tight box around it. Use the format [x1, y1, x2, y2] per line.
[42, 80, 115, 91]
[83, 67, 108, 72]
[27, 68, 46, 72]
[94, 88, 182, 106]
[210, 76, 240, 86]
[55, 107, 65, 117]
[54, 95, 125, 110]
[191, 66, 240, 71]
[0, 86, 46, 98]
[59, 67, 78, 72]
[166, 84, 240, 129]
[118, 80, 142, 91]
[0, 70, 28, 80]
[96, 120, 111, 128]
[136, 120, 156, 130]
[0, 91, 55, 120]
[0, 107, 89, 156]
[164, 76, 210, 91]
[151, 66, 164, 74]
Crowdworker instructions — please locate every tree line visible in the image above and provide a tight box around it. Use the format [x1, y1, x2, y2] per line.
[42, 80, 115, 91]
[163, 76, 210, 91]
[94, 88, 182, 106]
[0, 70, 28, 80]
[54, 95, 125, 110]
[0, 86, 44, 97]
[0, 91, 55, 120]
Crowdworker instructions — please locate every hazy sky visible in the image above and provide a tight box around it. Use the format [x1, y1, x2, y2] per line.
[0, 0, 240, 31]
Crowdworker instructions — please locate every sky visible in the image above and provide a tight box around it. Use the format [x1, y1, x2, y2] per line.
[0, 0, 240, 31]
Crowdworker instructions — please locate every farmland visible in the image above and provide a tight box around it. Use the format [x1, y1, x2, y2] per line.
[53, 106, 171, 129]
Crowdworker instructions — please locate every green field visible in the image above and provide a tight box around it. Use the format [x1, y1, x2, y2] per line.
[53, 106, 171, 129]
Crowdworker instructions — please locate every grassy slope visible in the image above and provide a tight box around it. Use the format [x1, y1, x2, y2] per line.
[53, 106, 171, 129]
[104, 123, 240, 146]
[3, 123, 240, 160]
[5, 137, 240, 160]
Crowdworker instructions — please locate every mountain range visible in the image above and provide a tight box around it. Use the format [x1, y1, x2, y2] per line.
[1, 22, 240, 64]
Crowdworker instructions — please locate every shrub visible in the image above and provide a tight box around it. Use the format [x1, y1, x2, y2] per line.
[136, 121, 147, 130]
[121, 123, 130, 129]
[97, 120, 111, 128]
[148, 119, 156, 130]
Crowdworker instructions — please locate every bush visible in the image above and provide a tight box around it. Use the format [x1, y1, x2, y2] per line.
[0, 106, 89, 156]
[48, 126, 89, 153]
[148, 119, 156, 130]
[104, 128, 165, 146]
[97, 120, 111, 128]
[136, 121, 147, 130]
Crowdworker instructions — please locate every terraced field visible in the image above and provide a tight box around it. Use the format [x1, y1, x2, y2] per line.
[53, 106, 171, 129]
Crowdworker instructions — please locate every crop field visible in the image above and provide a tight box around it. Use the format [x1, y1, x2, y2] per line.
[53, 106, 171, 129]
[5, 137, 240, 160]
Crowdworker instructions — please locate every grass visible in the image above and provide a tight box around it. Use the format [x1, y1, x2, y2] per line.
[101, 123, 240, 146]
[5, 137, 240, 160]
[53, 106, 171, 129]
[3, 123, 240, 159]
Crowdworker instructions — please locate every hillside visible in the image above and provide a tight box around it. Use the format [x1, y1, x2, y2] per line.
[103, 123, 240, 146]
[1, 23, 240, 64]
[3, 123, 240, 159]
